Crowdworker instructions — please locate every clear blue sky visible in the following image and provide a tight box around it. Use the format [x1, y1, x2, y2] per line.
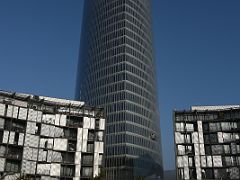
[0, 0, 240, 170]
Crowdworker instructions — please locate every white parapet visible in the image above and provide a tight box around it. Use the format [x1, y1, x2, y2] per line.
[191, 105, 240, 111]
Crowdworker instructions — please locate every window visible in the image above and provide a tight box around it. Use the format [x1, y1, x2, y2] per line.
[60, 165, 74, 177]
[95, 119, 100, 129]
[87, 143, 94, 153]
[88, 131, 94, 141]
[0, 145, 6, 156]
[14, 132, 19, 144]
[189, 169, 196, 179]
[68, 141, 76, 151]
[7, 146, 22, 159]
[11, 121, 25, 133]
[82, 167, 93, 177]
[5, 160, 20, 172]
[186, 145, 193, 155]
[82, 155, 93, 165]
[0, 131, 3, 143]
[64, 129, 77, 139]
[67, 116, 83, 127]
[204, 169, 214, 179]
[203, 123, 209, 132]
[96, 131, 104, 141]
[0, 118, 4, 129]
[205, 145, 211, 155]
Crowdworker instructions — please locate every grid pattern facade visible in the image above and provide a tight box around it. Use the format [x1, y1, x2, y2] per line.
[0, 91, 105, 180]
[75, 0, 163, 179]
[174, 106, 240, 180]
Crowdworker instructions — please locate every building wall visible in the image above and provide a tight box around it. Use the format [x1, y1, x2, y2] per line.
[0, 92, 105, 180]
[76, 0, 163, 179]
[174, 107, 240, 180]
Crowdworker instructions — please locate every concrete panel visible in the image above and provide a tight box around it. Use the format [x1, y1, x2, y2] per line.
[194, 144, 199, 155]
[184, 167, 189, 180]
[28, 109, 38, 122]
[9, 131, 15, 144]
[6, 105, 13, 117]
[195, 156, 200, 167]
[75, 152, 81, 164]
[197, 121, 202, 132]
[213, 156, 222, 167]
[201, 156, 206, 167]
[18, 133, 24, 146]
[0, 103, 6, 116]
[99, 118, 105, 130]
[0, 158, 5, 171]
[50, 163, 61, 177]
[83, 117, 91, 129]
[18, 107, 28, 120]
[59, 114, 67, 126]
[53, 138, 68, 151]
[177, 156, 183, 167]
[75, 164, 81, 177]
[2, 130, 9, 143]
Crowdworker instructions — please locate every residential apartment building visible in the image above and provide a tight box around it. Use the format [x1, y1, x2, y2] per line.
[174, 105, 240, 180]
[0, 90, 105, 180]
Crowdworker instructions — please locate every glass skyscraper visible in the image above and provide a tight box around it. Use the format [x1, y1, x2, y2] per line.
[75, 0, 163, 179]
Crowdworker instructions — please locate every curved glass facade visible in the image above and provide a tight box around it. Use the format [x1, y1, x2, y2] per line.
[75, 0, 163, 179]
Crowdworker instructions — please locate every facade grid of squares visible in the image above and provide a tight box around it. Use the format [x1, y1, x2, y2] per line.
[174, 106, 240, 180]
[0, 91, 105, 180]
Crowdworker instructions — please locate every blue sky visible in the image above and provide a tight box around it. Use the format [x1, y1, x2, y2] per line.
[0, 0, 240, 170]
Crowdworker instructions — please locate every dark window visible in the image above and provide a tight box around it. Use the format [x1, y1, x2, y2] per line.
[14, 132, 19, 144]
[88, 131, 94, 141]
[0, 131, 3, 142]
[67, 116, 83, 127]
[68, 141, 76, 151]
[0, 145, 6, 156]
[82, 155, 93, 165]
[204, 169, 214, 179]
[203, 123, 209, 132]
[87, 143, 94, 153]
[5, 160, 20, 172]
[82, 167, 93, 177]
[64, 129, 77, 139]
[7, 146, 22, 159]
[95, 119, 100, 129]
[205, 145, 211, 155]
[60, 165, 74, 177]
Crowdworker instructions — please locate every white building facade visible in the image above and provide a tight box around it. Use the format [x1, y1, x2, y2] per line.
[0, 90, 105, 180]
[174, 105, 240, 180]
